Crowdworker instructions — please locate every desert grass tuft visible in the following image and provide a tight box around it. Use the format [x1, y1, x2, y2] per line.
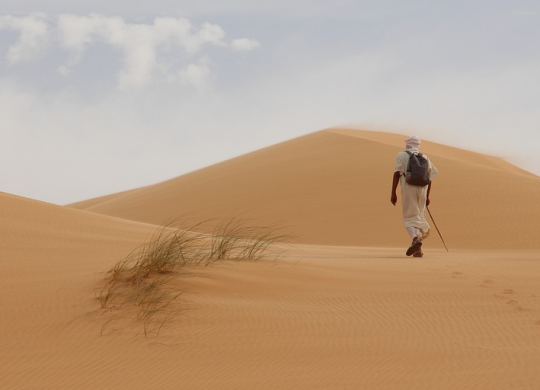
[97, 217, 289, 337]
[98, 279, 126, 310]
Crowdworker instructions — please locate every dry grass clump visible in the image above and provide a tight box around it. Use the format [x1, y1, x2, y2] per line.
[97, 218, 288, 337]
[209, 218, 288, 262]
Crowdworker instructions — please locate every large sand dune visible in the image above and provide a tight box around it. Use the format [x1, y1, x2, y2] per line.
[3, 129, 540, 389]
[70, 128, 540, 249]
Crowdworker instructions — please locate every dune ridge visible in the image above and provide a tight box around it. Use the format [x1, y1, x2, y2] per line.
[330, 128, 538, 177]
[69, 128, 540, 249]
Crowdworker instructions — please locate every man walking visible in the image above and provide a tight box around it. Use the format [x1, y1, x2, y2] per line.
[391, 136, 438, 257]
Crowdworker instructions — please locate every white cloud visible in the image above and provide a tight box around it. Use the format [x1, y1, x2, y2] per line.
[1, 13, 256, 88]
[55, 14, 227, 88]
[56, 13, 102, 73]
[176, 58, 211, 89]
[231, 38, 260, 52]
[0, 13, 49, 64]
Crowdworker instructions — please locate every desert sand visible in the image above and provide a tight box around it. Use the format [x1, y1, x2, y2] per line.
[2, 128, 540, 389]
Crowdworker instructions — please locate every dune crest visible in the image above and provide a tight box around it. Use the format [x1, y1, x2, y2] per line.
[69, 129, 540, 249]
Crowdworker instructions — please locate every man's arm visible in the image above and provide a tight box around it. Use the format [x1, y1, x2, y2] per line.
[391, 171, 401, 205]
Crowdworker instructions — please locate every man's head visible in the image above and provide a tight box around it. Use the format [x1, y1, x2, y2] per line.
[405, 136, 421, 151]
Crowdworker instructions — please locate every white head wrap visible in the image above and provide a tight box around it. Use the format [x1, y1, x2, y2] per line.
[405, 136, 421, 152]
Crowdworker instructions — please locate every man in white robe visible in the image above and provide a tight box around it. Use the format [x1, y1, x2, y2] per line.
[391, 136, 438, 257]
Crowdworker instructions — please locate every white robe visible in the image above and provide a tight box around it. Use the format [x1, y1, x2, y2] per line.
[395, 151, 438, 239]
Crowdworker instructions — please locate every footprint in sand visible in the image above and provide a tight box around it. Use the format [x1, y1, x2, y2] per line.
[505, 299, 530, 312]
[480, 279, 495, 288]
[494, 289, 517, 300]
[451, 271, 465, 279]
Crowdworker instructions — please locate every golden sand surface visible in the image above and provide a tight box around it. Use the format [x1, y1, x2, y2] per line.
[70, 128, 540, 249]
[2, 129, 540, 389]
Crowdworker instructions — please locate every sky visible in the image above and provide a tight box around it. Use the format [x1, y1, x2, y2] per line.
[1, 0, 539, 205]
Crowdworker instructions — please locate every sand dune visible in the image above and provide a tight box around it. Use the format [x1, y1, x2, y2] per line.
[70, 128, 540, 249]
[0, 192, 156, 387]
[3, 129, 540, 389]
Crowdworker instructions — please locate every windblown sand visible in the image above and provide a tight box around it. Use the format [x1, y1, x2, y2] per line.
[2, 129, 539, 389]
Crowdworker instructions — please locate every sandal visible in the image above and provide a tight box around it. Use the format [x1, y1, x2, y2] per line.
[406, 238, 422, 256]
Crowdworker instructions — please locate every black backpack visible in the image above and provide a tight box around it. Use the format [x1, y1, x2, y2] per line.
[405, 151, 430, 186]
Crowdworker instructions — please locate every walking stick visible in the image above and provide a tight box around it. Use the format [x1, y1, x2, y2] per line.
[427, 206, 449, 252]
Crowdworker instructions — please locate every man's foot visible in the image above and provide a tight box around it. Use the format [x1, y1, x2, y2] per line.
[413, 250, 423, 258]
[406, 237, 422, 256]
